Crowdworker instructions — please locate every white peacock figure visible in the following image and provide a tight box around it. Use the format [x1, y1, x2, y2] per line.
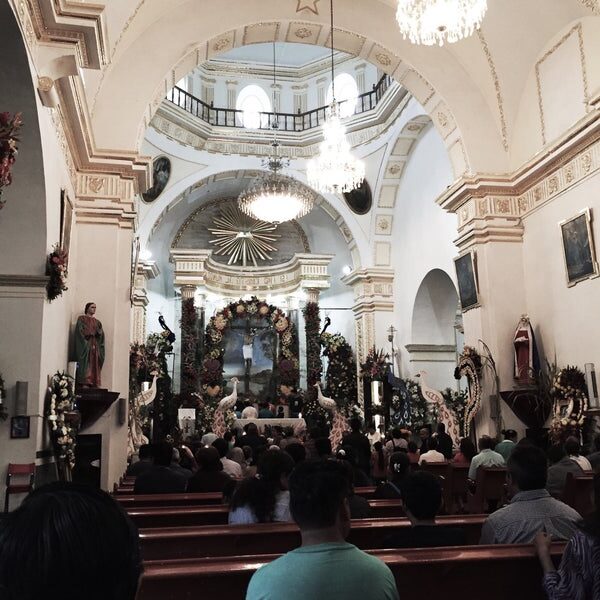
[128, 371, 159, 458]
[212, 377, 238, 438]
[416, 370, 460, 448]
[315, 383, 348, 451]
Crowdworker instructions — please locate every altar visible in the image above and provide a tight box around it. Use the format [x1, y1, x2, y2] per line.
[234, 418, 306, 434]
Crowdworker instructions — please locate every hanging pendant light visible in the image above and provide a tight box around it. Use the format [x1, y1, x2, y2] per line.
[396, 0, 488, 46]
[307, 0, 365, 194]
[238, 44, 315, 224]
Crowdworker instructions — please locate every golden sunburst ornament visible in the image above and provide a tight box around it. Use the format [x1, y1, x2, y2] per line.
[208, 205, 280, 267]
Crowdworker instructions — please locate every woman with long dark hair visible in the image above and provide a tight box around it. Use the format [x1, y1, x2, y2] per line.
[373, 451, 410, 499]
[229, 449, 295, 524]
[535, 472, 600, 598]
[370, 441, 387, 484]
[453, 438, 477, 464]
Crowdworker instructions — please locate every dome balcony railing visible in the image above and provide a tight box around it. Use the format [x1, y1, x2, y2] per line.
[166, 74, 392, 132]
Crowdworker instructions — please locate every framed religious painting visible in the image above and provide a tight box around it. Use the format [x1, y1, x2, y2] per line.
[10, 416, 30, 439]
[560, 208, 598, 287]
[454, 250, 480, 311]
[59, 189, 74, 262]
[142, 156, 171, 203]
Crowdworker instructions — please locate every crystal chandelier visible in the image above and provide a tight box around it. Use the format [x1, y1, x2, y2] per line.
[306, 0, 364, 194]
[396, 0, 488, 46]
[238, 43, 315, 224]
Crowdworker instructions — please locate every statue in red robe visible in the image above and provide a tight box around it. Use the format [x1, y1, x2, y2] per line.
[74, 302, 105, 388]
[513, 315, 538, 384]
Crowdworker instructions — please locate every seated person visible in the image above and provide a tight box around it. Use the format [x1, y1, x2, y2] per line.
[385, 428, 407, 454]
[371, 441, 388, 484]
[285, 442, 307, 465]
[374, 451, 410, 499]
[565, 436, 593, 472]
[0, 482, 141, 600]
[259, 401, 275, 419]
[134, 441, 188, 494]
[468, 435, 505, 480]
[186, 447, 233, 493]
[384, 471, 467, 548]
[212, 438, 243, 478]
[453, 438, 477, 464]
[435, 423, 454, 459]
[241, 402, 259, 419]
[126, 443, 153, 477]
[229, 449, 295, 524]
[406, 441, 420, 464]
[315, 437, 333, 459]
[495, 429, 518, 462]
[170, 447, 194, 479]
[418, 436, 446, 465]
[479, 445, 581, 544]
[238, 422, 267, 454]
[246, 460, 399, 600]
[546, 443, 583, 498]
[339, 459, 372, 519]
[337, 446, 372, 487]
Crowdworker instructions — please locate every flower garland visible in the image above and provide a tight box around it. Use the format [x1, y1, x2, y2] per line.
[549, 365, 588, 443]
[359, 347, 390, 381]
[454, 345, 483, 437]
[201, 296, 299, 398]
[0, 111, 23, 207]
[301, 302, 324, 419]
[0, 372, 7, 421]
[45, 245, 68, 301]
[180, 298, 199, 395]
[46, 372, 78, 471]
[320, 332, 357, 411]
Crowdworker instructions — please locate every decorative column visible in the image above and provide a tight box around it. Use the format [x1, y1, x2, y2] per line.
[226, 80, 238, 110]
[71, 172, 137, 490]
[316, 77, 327, 107]
[341, 268, 395, 407]
[354, 63, 367, 94]
[131, 260, 160, 344]
[270, 83, 282, 114]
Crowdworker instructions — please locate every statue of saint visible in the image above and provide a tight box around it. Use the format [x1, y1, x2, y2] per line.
[74, 302, 105, 388]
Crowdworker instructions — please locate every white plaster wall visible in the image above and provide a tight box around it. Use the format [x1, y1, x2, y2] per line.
[522, 170, 600, 370]
[388, 125, 458, 390]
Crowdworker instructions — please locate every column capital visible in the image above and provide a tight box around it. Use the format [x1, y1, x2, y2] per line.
[341, 268, 394, 314]
[305, 288, 320, 304]
[180, 285, 197, 300]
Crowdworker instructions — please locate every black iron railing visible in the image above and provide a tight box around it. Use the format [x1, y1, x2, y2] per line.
[166, 74, 393, 132]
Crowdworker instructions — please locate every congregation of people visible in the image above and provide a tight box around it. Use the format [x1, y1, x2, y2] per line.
[1, 421, 600, 599]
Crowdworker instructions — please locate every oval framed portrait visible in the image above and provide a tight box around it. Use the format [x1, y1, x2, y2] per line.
[142, 156, 171, 203]
[343, 179, 372, 215]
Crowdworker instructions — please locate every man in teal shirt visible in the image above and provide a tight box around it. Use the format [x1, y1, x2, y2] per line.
[495, 429, 518, 462]
[246, 460, 399, 600]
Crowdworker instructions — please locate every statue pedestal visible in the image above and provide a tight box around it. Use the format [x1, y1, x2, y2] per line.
[499, 387, 551, 429]
[76, 387, 120, 430]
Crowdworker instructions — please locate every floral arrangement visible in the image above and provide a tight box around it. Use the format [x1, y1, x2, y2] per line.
[0, 111, 23, 207]
[320, 331, 357, 411]
[46, 245, 68, 301]
[180, 298, 199, 395]
[129, 331, 174, 442]
[454, 345, 483, 437]
[303, 301, 322, 396]
[46, 372, 78, 472]
[202, 296, 299, 398]
[391, 378, 430, 428]
[359, 347, 390, 381]
[549, 365, 588, 443]
[193, 391, 236, 435]
[0, 372, 7, 421]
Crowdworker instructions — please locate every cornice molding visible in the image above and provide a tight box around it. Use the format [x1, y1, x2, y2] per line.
[0, 274, 49, 299]
[18, 0, 108, 69]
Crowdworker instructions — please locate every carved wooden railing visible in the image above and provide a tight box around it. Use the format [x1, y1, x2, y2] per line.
[166, 74, 393, 131]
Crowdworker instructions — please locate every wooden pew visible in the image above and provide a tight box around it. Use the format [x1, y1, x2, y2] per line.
[138, 515, 487, 560]
[116, 487, 377, 510]
[127, 499, 404, 529]
[562, 472, 595, 516]
[466, 467, 507, 513]
[137, 542, 565, 600]
[418, 462, 453, 512]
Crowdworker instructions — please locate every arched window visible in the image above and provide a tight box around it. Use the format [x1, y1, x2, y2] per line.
[327, 73, 359, 118]
[236, 85, 271, 129]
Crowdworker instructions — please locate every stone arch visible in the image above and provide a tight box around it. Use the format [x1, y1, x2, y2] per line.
[141, 168, 364, 269]
[89, 0, 506, 174]
[411, 269, 459, 345]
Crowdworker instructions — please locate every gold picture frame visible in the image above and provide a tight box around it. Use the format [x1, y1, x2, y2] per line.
[60, 189, 74, 262]
[559, 208, 598, 287]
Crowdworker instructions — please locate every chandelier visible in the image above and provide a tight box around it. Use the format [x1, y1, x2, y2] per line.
[306, 0, 364, 194]
[396, 0, 488, 46]
[238, 43, 315, 224]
